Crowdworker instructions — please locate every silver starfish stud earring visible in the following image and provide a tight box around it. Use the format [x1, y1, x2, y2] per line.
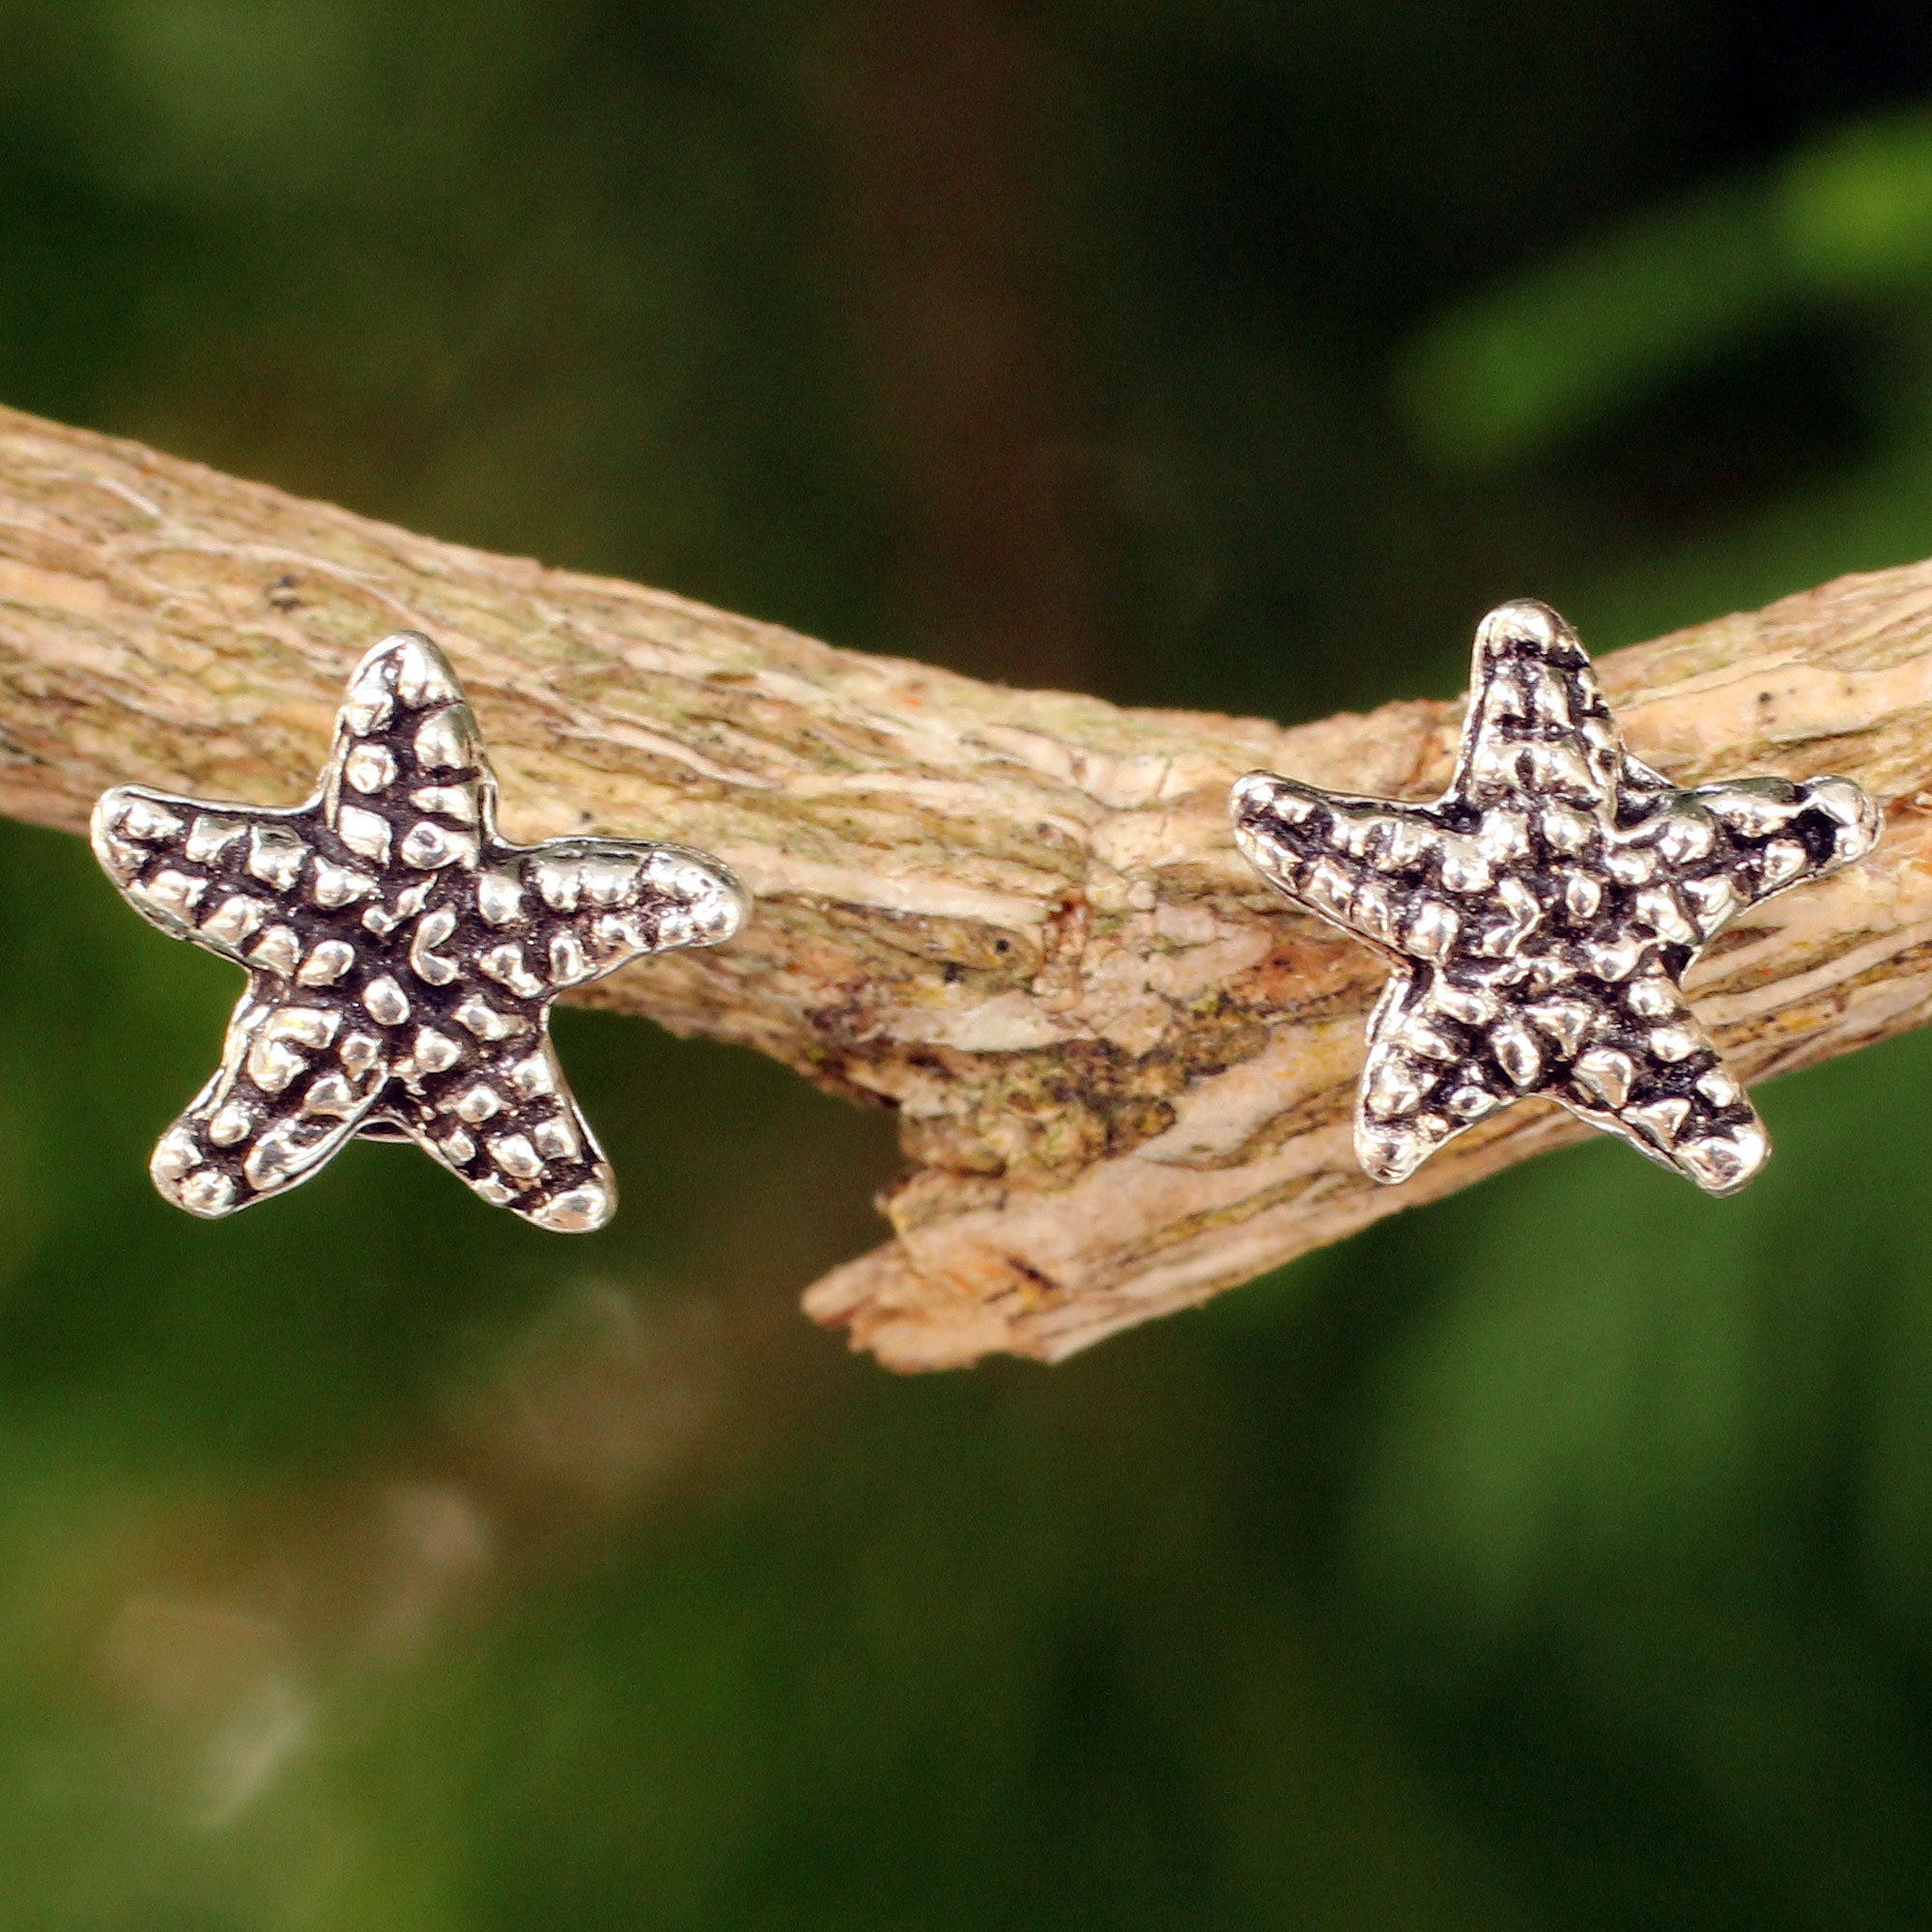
[1231, 599, 1879, 1195]
[92, 631, 747, 1232]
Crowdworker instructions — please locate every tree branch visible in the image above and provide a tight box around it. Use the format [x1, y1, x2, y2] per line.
[1, 403, 1928, 1369]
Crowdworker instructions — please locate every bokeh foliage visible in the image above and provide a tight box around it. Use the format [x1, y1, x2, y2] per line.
[3, 2, 1932, 1926]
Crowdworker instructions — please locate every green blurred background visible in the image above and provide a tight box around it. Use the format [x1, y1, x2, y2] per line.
[5, 2, 1932, 1925]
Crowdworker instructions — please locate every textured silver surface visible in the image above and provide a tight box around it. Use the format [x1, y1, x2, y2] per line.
[1230, 599, 1881, 1195]
[93, 631, 748, 1232]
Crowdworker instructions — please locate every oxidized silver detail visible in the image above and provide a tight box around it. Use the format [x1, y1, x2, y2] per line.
[92, 630, 750, 1232]
[1229, 599, 1882, 1195]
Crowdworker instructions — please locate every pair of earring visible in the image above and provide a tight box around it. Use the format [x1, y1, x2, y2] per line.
[91, 602, 1880, 1236]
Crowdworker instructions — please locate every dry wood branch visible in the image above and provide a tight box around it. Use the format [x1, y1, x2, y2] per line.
[2, 403, 1931, 1369]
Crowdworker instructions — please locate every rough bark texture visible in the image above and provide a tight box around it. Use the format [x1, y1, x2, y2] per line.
[2, 403, 1929, 1369]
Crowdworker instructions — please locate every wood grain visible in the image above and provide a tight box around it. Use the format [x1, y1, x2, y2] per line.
[3, 402, 1930, 1368]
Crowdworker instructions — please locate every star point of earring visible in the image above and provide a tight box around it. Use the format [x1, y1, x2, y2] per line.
[1230, 598, 1880, 1195]
[92, 630, 748, 1232]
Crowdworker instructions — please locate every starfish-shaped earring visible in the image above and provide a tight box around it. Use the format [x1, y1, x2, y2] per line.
[1231, 600, 1880, 1195]
[92, 631, 747, 1232]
